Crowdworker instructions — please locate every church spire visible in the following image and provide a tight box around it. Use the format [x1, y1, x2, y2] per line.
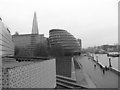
[32, 12, 39, 34]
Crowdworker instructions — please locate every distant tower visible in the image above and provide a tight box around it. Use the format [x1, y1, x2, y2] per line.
[30, 12, 39, 56]
[32, 12, 39, 34]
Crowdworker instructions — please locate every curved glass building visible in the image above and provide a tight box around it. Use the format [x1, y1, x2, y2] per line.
[49, 29, 81, 55]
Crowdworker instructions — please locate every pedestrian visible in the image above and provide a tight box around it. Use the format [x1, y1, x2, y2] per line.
[94, 64, 96, 68]
[100, 65, 102, 69]
[105, 66, 108, 71]
[0, 17, 2, 21]
[103, 69, 105, 74]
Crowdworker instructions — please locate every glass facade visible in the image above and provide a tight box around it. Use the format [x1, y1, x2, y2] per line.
[49, 29, 81, 55]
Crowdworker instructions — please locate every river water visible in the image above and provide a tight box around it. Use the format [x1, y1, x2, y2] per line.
[90, 54, 119, 71]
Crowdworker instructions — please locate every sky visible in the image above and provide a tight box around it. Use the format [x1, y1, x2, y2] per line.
[0, 0, 119, 48]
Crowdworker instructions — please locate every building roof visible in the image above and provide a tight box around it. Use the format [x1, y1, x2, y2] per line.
[49, 29, 67, 32]
[12, 34, 44, 37]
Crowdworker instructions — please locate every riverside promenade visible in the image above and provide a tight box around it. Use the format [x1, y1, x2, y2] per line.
[74, 55, 119, 88]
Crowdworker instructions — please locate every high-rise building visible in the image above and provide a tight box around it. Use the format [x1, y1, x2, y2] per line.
[32, 12, 39, 34]
[12, 12, 47, 57]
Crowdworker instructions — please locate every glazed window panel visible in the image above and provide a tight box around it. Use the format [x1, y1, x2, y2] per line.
[1, 44, 14, 51]
[0, 21, 14, 56]
[2, 29, 12, 42]
[1, 35, 14, 48]
[1, 22, 11, 38]
[0, 33, 13, 46]
[1, 50, 14, 56]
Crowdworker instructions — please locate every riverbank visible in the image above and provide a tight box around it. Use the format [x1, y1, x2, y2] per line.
[89, 55, 120, 76]
[88, 53, 119, 72]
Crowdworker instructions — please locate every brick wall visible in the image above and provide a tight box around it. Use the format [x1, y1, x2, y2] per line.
[2, 59, 56, 88]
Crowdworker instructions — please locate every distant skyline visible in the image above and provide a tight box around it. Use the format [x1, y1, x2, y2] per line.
[0, 0, 119, 48]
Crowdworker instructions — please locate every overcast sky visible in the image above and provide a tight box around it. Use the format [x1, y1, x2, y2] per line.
[0, 0, 119, 48]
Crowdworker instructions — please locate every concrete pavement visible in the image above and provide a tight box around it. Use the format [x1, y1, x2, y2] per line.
[72, 57, 96, 88]
[75, 55, 119, 88]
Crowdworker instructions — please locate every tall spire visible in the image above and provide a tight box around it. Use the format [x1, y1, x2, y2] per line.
[32, 12, 39, 34]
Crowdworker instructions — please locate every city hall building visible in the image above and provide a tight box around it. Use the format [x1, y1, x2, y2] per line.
[49, 29, 81, 56]
[49, 29, 82, 77]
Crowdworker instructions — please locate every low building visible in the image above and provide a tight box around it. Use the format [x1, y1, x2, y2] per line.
[12, 34, 47, 56]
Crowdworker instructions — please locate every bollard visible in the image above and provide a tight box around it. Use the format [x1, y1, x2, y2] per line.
[109, 58, 112, 68]
[103, 69, 105, 74]
[96, 56, 98, 63]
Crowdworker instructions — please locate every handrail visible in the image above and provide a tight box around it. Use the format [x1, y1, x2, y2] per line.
[56, 78, 85, 88]
[56, 75, 87, 89]
[56, 75, 76, 83]
[56, 82, 74, 89]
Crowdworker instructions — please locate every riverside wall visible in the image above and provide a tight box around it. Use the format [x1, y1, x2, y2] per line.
[89, 55, 120, 76]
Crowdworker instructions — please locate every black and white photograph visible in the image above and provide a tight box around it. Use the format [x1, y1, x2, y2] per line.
[0, 0, 119, 89]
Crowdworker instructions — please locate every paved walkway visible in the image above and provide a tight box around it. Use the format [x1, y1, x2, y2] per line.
[71, 57, 96, 88]
[75, 55, 119, 88]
